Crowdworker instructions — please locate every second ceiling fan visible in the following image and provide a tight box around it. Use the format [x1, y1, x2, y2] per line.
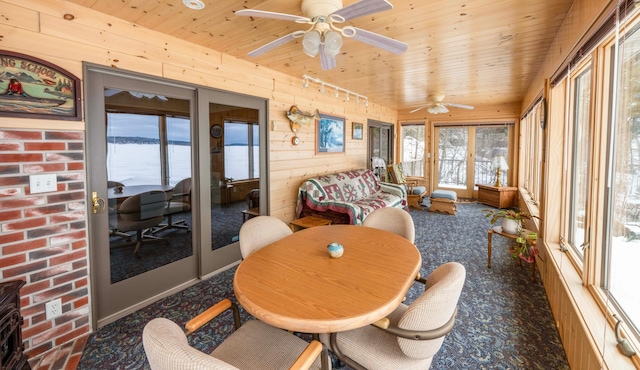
[236, 0, 408, 70]
[410, 94, 474, 114]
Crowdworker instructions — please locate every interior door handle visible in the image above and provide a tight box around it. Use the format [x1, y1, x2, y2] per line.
[92, 192, 106, 214]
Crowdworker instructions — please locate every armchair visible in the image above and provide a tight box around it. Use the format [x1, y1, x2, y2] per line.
[143, 298, 323, 370]
[153, 177, 191, 234]
[114, 190, 167, 258]
[239, 216, 293, 258]
[387, 164, 428, 210]
[320, 262, 466, 370]
[362, 207, 415, 244]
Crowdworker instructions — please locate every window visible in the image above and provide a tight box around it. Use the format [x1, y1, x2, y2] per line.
[604, 23, 640, 336]
[106, 112, 191, 186]
[520, 100, 546, 203]
[224, 121, 259, 181]
[401, 122, 425, 177]
[567, 65, 593, 259]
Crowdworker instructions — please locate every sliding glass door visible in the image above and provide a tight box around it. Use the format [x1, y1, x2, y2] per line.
[86, 66, 269, 327]
[434, 124, 513, 198]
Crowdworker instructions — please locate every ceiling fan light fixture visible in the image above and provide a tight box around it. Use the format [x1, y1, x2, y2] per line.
[302, 31, 321, 57]
[427, 105, 448, 114]
[323, 30, 343, 57]
[182, 0, 205, 10]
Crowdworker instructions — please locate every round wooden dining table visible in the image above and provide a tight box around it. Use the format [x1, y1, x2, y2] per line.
[233, 224, 422, 334]
[107, 184, 173, 200]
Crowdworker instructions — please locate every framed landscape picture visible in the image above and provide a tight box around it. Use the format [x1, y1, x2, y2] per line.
[353, 122, 363, 140]
[317, 113, 345, 153]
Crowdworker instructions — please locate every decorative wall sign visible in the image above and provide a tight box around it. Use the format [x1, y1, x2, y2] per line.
[317, 113, 345, 153]
[0, 51, 81, 120]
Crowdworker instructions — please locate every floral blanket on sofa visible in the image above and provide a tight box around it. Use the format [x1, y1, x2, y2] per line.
[296, 169, 407, 225]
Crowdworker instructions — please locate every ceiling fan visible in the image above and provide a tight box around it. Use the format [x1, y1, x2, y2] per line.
[236, 0, 408, 70]
[409, 94, 474, 114]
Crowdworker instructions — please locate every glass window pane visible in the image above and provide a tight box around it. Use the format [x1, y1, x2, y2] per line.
[224, 121, 249, 181]
[166, 116, 191, 186]
[107, 113, 161, 185]
[438, 127, 468, 188]
[570, 67, 592, 257]
[475, 126, 509, 186]
[252, 123, 260, 179]
[606, 31, 640, 334]
[401, 123, 425, 177]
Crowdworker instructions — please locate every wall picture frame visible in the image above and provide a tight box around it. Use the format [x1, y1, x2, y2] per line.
[317, 113, 345, 153]
[352, 122, 363, 140]
[0, 50, 81, 120]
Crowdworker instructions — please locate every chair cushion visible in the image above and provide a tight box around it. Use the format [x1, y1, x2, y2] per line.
[212, 320, 322, 370]
[411, 186, 427, 195]
[319, 308, 433, 370]
[431, 189, 457, 201]
[143, 318, 239, 370]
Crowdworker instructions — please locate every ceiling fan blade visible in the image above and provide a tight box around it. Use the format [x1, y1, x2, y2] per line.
[444, 103, 474, 110]
[345, 27, 408, 54]
[331, 0, 393, 21]
[247, 31, 302, 57]
[319, 45, 337, 70]
[409, 106, 426, 113]
[235, 9, 310, 22]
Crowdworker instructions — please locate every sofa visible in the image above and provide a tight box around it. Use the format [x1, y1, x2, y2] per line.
[296, 169, 408, 225]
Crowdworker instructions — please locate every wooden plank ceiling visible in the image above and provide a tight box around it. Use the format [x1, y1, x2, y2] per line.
[65, 0, 574, 113]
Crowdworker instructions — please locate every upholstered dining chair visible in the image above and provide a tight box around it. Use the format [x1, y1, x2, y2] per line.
[152, 177, 192, 234]
[114, 190, 167, 258]
[363, 207, 416, 244]
[143, 298, 323, 370]
[320, 262, 466, 370]
[239, 215, 293, 258]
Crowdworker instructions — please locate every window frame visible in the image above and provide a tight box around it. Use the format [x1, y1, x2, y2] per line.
[560, 57, 596, 265]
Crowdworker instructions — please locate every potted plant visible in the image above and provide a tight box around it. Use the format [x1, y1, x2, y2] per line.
[483, 208, 539, 263]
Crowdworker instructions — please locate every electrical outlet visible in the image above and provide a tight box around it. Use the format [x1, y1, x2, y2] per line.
[46, 298, 62, 320]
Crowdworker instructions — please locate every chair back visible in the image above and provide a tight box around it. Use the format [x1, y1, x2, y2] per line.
[239, 216, 293, 258]
[119, 191, 167, 221]
[107, 180, 124, 188]
[397, 262, 466, 359]
[371, 157, 387, 182]
[386, 163, 407, 184]
[245, 189, 260, 209]
[363, 207, 415, 244]
[143, 318, 238, 370]
[172, 177, 192, 204]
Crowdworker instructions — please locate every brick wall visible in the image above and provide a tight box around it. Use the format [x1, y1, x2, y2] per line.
[0, 128, 90, 360]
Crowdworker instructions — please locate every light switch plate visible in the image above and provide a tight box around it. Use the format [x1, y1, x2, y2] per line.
[29, 173, 57, 194]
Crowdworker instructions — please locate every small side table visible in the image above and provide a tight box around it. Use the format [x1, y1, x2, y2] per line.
[487, 226, 537, 282]
[476, 184, 518, 209]
[242, 207, 260, 223]
[290, 216, 332, 232]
